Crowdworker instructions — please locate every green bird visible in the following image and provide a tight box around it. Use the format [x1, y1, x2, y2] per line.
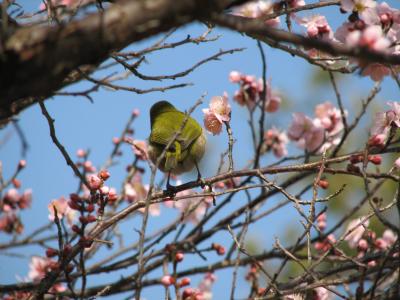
[148, 101, 207, 190]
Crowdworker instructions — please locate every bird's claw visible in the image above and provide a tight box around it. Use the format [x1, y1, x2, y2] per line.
[164, 182, 178, 198]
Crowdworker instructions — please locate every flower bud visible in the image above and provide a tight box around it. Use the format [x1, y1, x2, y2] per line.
[161, 275, 175, 287]
[46, 248, 58, 258]
[86, 215, 97, 223]
[368, 155, 382, 165]
[179, 277, 191, 287]
[99, 170, 110, 181]
[175, 251, 184, 262]
[86, 203, 95, 213]
[317, 179, 329, 189]
[18, 160, 27, 169]
[12, 178, 21, 189]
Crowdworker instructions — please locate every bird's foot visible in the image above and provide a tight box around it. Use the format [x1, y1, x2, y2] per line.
[163, 182, 178, 198]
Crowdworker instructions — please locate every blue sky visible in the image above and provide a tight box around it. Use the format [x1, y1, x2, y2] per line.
[1, 1, 399, 299]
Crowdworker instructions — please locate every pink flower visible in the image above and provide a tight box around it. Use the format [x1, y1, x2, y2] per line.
[314, 102, 345, 136]
[361, 63, 391, 81]
[344, 216, 369, 248]
[288, 113, 325, 152]
[2, 189, 20, 212]
[76, 149, 86, 158]
[346, 25, 390, 51]
[132, 108, 140, 116]
[210, 93, 231, 122]
[263, 127, 288, 157]
[232, 0, 280, 27]
[313, 287, 334, 300]
[28, 256, 57, 281]
[87, 174, 102, 190]
[161, 275, 175, 287]
[83, 160, 96, 173]
[132, 140, 149, 160]
[203, 93, 231, 124]
[0, 213, 23, 234]
[382, 229, 397, 246]
[124, 183, 137, 203]
[264, 81, 281, 112]
[297, 15, 333, 40]
[203, 110, 223, 135]
[48, 197, 75, 225]
[229, 71, 241, 83]
[340, 0, 376, 15]
[369, 101, 400, 143]
[314, 234, 336, 252]
[197, 272, 216, 300]
[1, 189, 32, 212]
[362, 2, 399, 26]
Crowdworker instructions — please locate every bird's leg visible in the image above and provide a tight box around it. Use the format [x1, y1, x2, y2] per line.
[195, 162, 206, 189]
[164, 171, 177, 198]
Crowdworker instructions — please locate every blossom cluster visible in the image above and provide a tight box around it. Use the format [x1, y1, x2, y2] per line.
[161, 272, 216, 300]
[229, 71, 281, 112]
[0, 160, 31, 234]
[288, 101, 346, 153]
[231, 0, 400, 81]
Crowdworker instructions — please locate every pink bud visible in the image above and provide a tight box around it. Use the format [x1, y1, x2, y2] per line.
[368, 155, 382, 165]
[112, 137, 120, 144]
[12, 178, 21, 188]
[394, 157, 400, 169]
[161, 275, 175, 287]
[86, 203, 95, 213]
[132, 109, 140, 116]
[175, 251, 184, 262]
[179, 277, 191, 287]
[229, 71, 241, 83]
[317, 180, 329, 189]
[99, 170, 110, 181]
[76, 149, 86, 158]
[46, 248, 58, 258]
[182, 288, 195, 299]
[375, 238, 388, 250]
[317, 221, 327, 231]
[100, 186, 110, 195]
[368, 260, 377, 267]
[87, 174, 102, 190]
[358, 239, 368, 251]
[18, 160, 27, 169]
[86, 215, 97, 223]
[108, 188, 118, 202]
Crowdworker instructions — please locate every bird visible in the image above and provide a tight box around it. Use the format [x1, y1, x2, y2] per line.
[148, 101, 206, 192]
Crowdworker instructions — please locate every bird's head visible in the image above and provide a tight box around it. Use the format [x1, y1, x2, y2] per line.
[150, 101, 177, 125]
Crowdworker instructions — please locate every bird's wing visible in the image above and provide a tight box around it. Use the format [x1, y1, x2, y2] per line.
[150, 111, 202, 151]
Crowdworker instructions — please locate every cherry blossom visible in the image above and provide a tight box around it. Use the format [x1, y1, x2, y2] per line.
[344, 216, 369, 248]
[297, 15, 333, 40]
[288, 113, 325, 152]
[369, 101, 400, 145]
[232, 0, 280, 27]
[263, 127, 288, 157]
[313, 287, 334, 300]
[48, 197, 75, 225]
[203, 93, 231, 135]
[0, 213, 23, 234]
[87, 174, 102, 190]
[204, 93, 231, 123]
[28, 256, 66, 292]
[203, 111, 223, 135]
[340, 0, 376, 20]
[131, 140, 149, 160]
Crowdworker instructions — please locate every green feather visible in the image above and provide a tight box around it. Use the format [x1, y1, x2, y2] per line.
[149, 101, 204, 173]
